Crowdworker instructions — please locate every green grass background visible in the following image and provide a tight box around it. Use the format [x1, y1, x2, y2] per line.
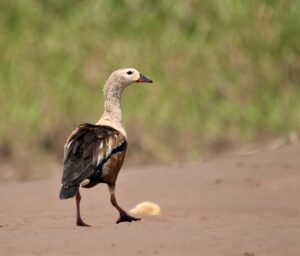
[0, 0, 300, 178]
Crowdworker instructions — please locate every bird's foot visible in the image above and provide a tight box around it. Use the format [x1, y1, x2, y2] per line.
[76, 218, 91, 227]
[116, 213, 141, 224]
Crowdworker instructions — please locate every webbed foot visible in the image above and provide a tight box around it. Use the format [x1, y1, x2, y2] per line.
[116, 213, 141, 224]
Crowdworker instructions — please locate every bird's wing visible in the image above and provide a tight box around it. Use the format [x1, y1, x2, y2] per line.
[61, 123, 126, 187]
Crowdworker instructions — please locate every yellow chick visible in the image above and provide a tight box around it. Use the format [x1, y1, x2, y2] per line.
[129, 202, 161, 216]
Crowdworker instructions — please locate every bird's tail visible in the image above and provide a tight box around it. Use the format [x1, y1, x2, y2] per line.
[59, 185, 79, 199]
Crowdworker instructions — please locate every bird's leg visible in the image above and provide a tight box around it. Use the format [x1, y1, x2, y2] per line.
[75, 191, 90, 227]
[108, 185, 141, 224]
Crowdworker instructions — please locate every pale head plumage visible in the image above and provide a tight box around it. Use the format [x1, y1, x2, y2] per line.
[106, 68, 153, 89]
[110, 68, 140, 87]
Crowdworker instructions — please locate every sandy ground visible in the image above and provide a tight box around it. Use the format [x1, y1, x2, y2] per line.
[0, 144, 299, 256]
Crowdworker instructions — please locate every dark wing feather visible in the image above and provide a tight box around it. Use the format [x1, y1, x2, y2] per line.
[61, 123, 126, 187]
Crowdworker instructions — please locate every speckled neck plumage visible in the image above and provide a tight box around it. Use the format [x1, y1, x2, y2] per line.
[96, 77, 127, 138]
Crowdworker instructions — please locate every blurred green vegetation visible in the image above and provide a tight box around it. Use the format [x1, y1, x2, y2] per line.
[0, 0, 300, 174]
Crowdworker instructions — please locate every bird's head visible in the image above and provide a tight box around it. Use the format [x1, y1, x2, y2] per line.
[108, 68, 153, 89]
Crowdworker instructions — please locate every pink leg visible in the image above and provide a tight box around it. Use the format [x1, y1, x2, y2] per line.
[75, 191, 90, 227]
[110, 193, 141, 224]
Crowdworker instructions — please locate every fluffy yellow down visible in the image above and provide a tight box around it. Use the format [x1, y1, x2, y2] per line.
[129, 202, 161, 216]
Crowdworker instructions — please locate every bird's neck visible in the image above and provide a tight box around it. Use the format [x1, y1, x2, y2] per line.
[102, 89, 123, 123]
[96, 82, 127, 138]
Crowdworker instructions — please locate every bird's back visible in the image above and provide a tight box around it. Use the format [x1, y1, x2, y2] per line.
[60, 123, 127, 199]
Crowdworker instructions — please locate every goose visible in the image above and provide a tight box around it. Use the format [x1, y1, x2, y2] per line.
[59, 68, 153, 226]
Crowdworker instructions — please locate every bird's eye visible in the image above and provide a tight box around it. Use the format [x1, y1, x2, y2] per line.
[127, 71, 133, 75]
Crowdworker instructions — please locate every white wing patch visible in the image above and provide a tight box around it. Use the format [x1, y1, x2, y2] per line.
[97, 154, 104, 166]
[80, 179, 90, 187]
[106, 144, 112, 159]
[95, 134, 124, 167]
[65, 140, 73, 149]
[63, 139, 74, 162]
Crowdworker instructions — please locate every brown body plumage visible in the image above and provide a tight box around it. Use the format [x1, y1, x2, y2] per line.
[59, 68, 153, 226]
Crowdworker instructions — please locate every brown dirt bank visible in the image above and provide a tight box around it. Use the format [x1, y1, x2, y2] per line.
[0, 144, 299, 255]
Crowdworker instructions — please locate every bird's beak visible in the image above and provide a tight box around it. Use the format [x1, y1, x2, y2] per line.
[136, 73, 153, 83]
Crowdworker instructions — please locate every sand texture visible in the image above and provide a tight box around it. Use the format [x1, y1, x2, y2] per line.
[0, 145, 299, 255]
